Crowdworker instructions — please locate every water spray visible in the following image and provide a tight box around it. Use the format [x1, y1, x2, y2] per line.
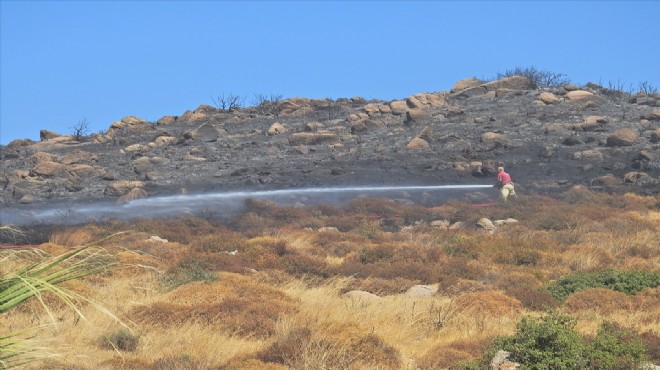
[1, 184, 494, 225]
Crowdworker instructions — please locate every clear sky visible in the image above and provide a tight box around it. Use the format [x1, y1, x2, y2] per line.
[1, 1, 659, 145]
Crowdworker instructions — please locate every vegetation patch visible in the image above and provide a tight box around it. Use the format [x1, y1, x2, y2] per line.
[547, 269, 660, 301]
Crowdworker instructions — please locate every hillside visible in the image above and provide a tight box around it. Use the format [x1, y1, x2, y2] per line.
[1, 76, 659, 224]
[1, 76, 659, 369]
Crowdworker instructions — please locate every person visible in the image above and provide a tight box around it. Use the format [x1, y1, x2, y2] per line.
[495, 166, 517, 202]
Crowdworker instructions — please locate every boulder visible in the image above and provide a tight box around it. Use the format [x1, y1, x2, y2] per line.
[405, 284, 439, 297]
[477, 218, 497, 233]
[31, 160, 68, 177]
[288, 132, 340, 146]
[389, 100, 409, 115]
[574, 115, 608, 131]
[406, 96, 424, 109]
[490, 350, 520, 370]
[108, 116, 150, 135]
[453, 86, 486, 98]
[571, 149, 603, 160]
[267, 122, 287, 135]
[117, 187, 148, 204]
[450, 77, 483, 93]
[538, 92, 560, 105]
[405, 108, 431, 123]
[123, 144, 152, 153]
[304, 121, 325, 131]
[606, 128, 638, 147]
[623, 171, 652, 184]
[104, 181, 145, 196]
[641, 109, 660, 121]
[29, 152, 58, 164]
[193, 123, 220, 142]
[156, 115, 177, 125]
[152, 135, 176, 147]
[405, 137, 429, 150]
[62, 149, 96, 165]
[565, 90, 605, 105]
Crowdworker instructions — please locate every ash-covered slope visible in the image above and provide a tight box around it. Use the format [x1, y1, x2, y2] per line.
[1, 76, 659, 215]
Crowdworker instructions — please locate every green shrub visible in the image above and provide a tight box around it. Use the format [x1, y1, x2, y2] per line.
[100, 329, 139, 352]
[547, 269, 660, 301]
[586, 322, 647, 369]
[463, 313, 649, 370]
[495, 312, 587, 369]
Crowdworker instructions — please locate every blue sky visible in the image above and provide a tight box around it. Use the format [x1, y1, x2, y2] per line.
[1, 1, 659, 145]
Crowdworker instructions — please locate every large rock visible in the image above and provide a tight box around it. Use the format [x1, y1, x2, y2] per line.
[62, 149, 96, 165]
[267, 122, 287, 135]
[623, 171, 652, 184]
[31, 160, 68, 177]
[104, 181, 145, 196]
[288, 132, 340, 146]
[117, 187, 148, 204]
[405, 108, 431, 123]
[405, 137, 429, 150]
[389, 100, 409, 115]
[641, 109, 660, 121]
[193, 123, 221, 142]
[565, 90, 605, 105]
[575, 115, 608, 131]
[571, 149, 603, 160]
[29, 152, 58, 164]
[405, 284, 439, 297]
[108, 116, 150, 135]
[477, 218, 497, 233]
[538, 92, 560, 105]
[606, 128, 638, 146]
[450, 77, 483, 93]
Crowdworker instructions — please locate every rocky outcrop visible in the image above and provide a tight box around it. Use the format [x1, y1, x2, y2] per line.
[2, 75, 659, 211]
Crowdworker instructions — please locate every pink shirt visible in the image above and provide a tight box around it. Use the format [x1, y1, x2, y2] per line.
[498, 171, 512, 185]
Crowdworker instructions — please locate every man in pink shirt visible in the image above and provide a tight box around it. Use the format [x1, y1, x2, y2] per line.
[496, 166, 517, 202]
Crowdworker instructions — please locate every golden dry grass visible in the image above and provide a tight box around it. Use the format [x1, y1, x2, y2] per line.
[4, 191, 659, 369]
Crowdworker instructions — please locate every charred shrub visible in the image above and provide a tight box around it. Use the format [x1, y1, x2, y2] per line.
[100, 329, 139, 352]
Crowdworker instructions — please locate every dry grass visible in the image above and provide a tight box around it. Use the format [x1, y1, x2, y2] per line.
[6, 191, 659, 369]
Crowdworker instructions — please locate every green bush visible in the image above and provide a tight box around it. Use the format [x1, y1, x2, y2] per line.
[586, 322, 647, 369]
[547, 269, 660, 301]
[463, 312, 649, 370]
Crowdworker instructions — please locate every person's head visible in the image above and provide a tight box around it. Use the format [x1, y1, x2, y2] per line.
[498, 166, 504, 173]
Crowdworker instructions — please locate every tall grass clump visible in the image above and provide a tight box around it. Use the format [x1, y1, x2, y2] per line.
[1, 230, 121, 368]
